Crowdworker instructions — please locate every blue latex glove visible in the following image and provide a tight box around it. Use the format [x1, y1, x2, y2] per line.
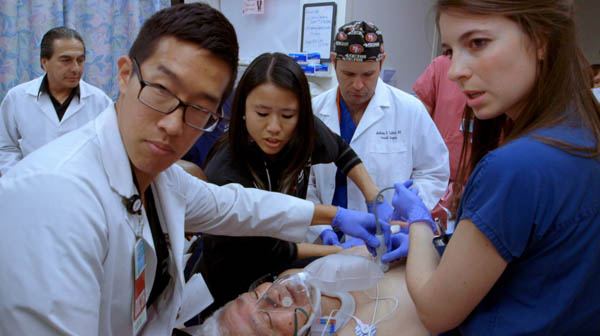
[392, 180, 435, 231]
[366, 198, 394, 226]
[319, 229, 341, 246]
[390, 181, 419, 222]
[340, 237, 365, 249]
[381, 232, 410, 262]
[332, 207, 379, 256]
[367, 199, 395, 258]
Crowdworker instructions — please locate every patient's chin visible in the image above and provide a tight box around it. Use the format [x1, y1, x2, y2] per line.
[198, 305, 228, 336]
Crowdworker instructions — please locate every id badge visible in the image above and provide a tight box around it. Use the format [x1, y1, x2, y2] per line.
[133, 238, 147, 334]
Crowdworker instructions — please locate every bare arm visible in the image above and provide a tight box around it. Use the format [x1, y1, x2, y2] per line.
[406, 219, 507, 333]
[311, 204, 339, 225]
[346, 162, 380, 202]
[296, 242, 342, 259]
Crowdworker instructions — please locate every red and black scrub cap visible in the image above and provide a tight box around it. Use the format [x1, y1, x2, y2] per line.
[333, 20, 384, 62]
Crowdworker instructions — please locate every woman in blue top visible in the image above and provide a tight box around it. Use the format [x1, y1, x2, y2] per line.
[390, 0, 600, 334]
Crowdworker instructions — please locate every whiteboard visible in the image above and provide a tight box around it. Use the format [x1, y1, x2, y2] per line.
[221, 1, 301, 64]
[300, 2, 337, 62]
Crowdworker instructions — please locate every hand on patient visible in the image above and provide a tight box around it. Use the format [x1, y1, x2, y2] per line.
[340, 237, 366, 249]
[392, 180, 435, 231]
[382, 232, 410, 262]
[320, 229, 366, 250]
[319, 229, 341, 245]
[332, 207, 379, 256]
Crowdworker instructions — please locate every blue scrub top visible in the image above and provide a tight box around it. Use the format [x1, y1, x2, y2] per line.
[456, 125, 600, 335]
[331, 95, 357, 209]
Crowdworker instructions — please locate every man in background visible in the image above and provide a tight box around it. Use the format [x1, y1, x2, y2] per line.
[308, 21, 449, 241]
[0, 26, 111, 175]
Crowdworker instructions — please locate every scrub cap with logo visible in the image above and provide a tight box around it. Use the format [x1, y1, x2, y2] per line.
[333, 20, 384, 62]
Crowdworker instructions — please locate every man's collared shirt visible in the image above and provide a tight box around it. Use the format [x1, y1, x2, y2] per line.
[38, 74, 80, 121]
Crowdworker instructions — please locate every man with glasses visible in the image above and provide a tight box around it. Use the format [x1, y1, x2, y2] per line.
[0, 4, 383, 335]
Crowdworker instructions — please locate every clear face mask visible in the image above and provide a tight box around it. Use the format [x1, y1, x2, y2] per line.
[250, 254, 384, 335]
[254, 274, 316, 335]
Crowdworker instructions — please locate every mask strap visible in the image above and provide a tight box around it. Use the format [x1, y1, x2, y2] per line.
[294, 307, 309, 336]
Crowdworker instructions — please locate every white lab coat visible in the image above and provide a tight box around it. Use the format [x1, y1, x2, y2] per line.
[306, 79, 449, 241]
[0, 106, 314, 335]
[0, 75, 112, 175]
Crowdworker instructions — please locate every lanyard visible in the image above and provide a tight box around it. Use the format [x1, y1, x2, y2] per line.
[336, 88, 343, 124]
[128, 167, 147, 334]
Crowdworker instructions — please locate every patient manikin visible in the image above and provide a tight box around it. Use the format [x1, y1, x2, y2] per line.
[188, 254, 386, 335]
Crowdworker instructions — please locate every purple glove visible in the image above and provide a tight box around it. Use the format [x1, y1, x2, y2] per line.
[332, 207, 379, 255]
[319, 229, 341, 246]
[392, 180, 435, 231]
[381, 232, 410, 262]
[340, 237, 365, 249]
[366, 199, 394, 224]
[367, 199, 395, 257]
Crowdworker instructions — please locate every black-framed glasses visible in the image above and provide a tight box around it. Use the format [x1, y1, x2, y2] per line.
[131, 58, 220, 132]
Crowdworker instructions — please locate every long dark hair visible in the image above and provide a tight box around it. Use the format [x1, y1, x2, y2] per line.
[436, 0, 600, 184]
[227, 52, 315, 194]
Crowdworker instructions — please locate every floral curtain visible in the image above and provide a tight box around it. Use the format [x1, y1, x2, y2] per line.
[0, 0, 170, 101]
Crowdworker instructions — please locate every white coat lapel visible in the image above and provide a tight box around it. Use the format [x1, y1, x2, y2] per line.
[61, 80, 90, 123]
[153, 169, 216, 320]
[322, 93, 341, 134]
[25, 76, 60, 126]
[153, 172, 186, 290]
[97, 105, 137, 199]
[96, 106, 156, 253]
[351, 78, 391, 143]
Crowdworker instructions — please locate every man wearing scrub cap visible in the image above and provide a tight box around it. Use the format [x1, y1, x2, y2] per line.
[308, 21, 449, 244]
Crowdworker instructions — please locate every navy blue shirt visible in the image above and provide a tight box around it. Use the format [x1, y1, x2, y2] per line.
[181, 95, 232, 167]
[331, 96, 357, 209]
[456, 126, 600, 335]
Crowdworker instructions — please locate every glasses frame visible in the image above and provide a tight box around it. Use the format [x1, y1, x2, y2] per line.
[131, 58, 221, 132]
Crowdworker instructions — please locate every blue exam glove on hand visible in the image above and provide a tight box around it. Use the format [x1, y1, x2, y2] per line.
[340, 237, 365, 249]
[319, 229, 341, 246]
[381, 232, 410, 262]
[332, 207, 379, 256]
[366, 198, 394, 224]
[367, 199, 395, 257]
[392, 180, 435, 231]
[320, 229, 365, 249]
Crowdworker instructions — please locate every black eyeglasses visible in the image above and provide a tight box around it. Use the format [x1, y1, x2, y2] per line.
[131, 58, 220, 132]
